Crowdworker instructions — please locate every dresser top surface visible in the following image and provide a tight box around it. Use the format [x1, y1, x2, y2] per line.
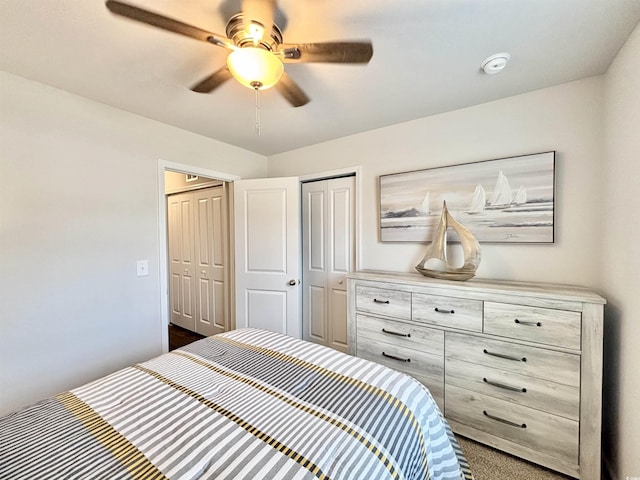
[348, 271, 606, 305]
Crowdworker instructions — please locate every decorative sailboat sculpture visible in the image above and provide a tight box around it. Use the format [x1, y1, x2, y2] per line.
[415, 201, 481, 281]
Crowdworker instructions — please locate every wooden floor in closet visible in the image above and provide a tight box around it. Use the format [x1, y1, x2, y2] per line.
[168, 324, 205, 351]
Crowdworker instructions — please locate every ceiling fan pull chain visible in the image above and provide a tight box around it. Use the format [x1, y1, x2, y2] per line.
[254, 87, 261, 136]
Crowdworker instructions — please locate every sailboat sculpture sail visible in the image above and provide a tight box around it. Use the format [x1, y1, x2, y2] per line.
[415, 201, 481, 281]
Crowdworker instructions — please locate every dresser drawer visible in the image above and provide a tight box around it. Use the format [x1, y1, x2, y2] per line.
[356, 314, 444, 356]
[446, 332, 580, 388]
[355, 285, 411, 320]
[445, 358, 579, 420]
[445, 384, 579, 465]
[413, 293, 482, 331]
[357, 336, 444, 408]
[484, 302, 581, 350]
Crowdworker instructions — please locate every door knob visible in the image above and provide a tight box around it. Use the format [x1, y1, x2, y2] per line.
[288, 279, 298, 286]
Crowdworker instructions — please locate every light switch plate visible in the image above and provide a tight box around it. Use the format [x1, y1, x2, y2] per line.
[136, 260, 149, 277]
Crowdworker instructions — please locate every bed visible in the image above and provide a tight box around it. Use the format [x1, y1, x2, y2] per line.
[0, 328, 473, 480]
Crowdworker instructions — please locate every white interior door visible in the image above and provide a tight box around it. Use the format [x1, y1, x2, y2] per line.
[167, 193, 195, 331]
[234, 177, 301, 337]
[193, 186, 228, 336]
[302, 176, 355, 352]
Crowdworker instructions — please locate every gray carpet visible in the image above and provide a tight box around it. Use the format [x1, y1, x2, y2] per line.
[456, 435, 573, 480]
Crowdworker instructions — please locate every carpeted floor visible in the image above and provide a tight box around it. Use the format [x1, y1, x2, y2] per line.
[456, 435, 573, 480]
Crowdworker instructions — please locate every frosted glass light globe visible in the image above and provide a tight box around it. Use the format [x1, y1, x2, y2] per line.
[227, 47, 284, 90]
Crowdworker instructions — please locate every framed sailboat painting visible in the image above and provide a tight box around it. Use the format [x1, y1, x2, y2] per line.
[379, 151, 556, 243]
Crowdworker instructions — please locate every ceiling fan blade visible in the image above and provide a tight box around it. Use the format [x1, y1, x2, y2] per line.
[277, 41, 373, 64]
[191, 67, 233, 93]
[105, 0, 234, 49]
[240, 0, 276, 43]
[275, 72, 310, 107]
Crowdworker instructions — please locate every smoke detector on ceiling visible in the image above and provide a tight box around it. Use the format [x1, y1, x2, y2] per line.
[481, 53, 511, 74]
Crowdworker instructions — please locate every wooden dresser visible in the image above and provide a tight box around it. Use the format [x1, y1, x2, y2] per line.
[347, 271, 605, 480]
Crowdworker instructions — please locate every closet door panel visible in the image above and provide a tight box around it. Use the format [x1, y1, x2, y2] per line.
[170, 273, 182, 320]
[329, 185, 351, 274]
[302, 176, 355, 353]
[210, 190, 227, 333]
[303, 183, 328, 344]
[329, 288, 348, 348]
[168, 186, 228, 337]
[197, 277, 210, 323]
[167, 193, 196, 331]
[214, 279, 225, 332]
[309, 285, 326, 339]
[194, 186, 227, 337]
[327, 177, 355, 353]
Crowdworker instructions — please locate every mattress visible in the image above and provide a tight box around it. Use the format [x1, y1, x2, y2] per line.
[0, 328, 473, 480]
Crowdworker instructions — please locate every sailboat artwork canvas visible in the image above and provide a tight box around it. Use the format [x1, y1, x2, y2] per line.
[379, 151, 555, 243]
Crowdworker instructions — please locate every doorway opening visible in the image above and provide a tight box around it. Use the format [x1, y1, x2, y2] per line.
[157, 160, 239, 352]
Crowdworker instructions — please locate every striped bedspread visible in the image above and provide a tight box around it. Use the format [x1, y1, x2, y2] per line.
[0, 328, 472, 480]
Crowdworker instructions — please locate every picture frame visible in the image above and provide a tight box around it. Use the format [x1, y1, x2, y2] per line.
[379, 151, 556, 243]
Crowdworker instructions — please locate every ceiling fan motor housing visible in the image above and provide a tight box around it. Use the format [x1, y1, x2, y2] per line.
[226, 13, 283, 51]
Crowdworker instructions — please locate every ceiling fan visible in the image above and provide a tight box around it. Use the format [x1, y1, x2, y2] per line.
[105, 0, 373, 107]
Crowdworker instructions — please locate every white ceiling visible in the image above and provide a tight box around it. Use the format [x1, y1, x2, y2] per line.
[1, 0, 639, 156]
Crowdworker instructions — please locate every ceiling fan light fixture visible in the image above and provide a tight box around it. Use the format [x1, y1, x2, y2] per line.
[227, 47, 284, 90]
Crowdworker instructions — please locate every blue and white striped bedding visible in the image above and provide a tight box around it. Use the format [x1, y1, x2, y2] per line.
[0, 328, 472, 480]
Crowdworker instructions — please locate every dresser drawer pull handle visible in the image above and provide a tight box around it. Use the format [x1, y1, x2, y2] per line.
[434, 307, 455, 314]
[483, 377, 527, 393]
[483, 410, 527, 429]
[382, 328, 411, 338]
[514, 319, 542, 327]
[373, 299, 390, 304]
[382, 352, 411, 363]
[483, 349, 527, 362]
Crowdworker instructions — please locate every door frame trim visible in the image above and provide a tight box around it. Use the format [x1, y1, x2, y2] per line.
[157, 159, 240, 352]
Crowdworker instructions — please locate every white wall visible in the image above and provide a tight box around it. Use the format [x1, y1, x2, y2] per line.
[601, 23, 640, 480]
[269, 76, 605, 288]
[0, 72, 267, 415]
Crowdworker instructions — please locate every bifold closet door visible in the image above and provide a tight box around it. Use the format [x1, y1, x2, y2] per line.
[193, 186, 227, 337]
[168, 186, 228, 336]
[302, 176, 355, 353]
[167, 192, 196, 331]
